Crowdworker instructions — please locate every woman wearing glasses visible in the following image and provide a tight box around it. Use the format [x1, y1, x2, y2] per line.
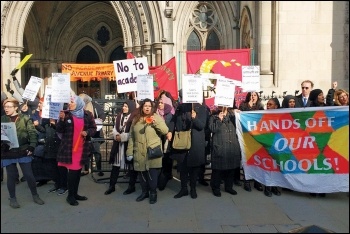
[1, 98, 45, 208]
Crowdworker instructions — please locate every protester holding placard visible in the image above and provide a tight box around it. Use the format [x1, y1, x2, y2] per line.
[239, 92, 264, 192]
[8, 75, 40, 110]
[56, 95, 97, 206]
[208, 106, 241, 197]
[1, 98, 45, 208]
[170, 90, 208, 199]
[78, 93, 106, 177]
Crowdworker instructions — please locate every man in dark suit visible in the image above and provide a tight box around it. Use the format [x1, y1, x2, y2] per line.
[295, 80, 314, 107]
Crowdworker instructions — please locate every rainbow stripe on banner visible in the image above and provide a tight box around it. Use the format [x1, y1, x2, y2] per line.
[235, 106, 349, 193]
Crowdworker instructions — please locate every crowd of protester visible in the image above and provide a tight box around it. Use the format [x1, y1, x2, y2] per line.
[1, 77, 349, 208]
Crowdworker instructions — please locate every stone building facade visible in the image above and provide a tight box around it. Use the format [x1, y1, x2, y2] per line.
[1, 1, 348, 99]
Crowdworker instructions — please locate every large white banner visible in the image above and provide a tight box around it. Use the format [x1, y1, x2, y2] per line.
[235, 106, 349, 193]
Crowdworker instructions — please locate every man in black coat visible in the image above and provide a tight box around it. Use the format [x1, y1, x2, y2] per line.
[295, 80, 314, 107]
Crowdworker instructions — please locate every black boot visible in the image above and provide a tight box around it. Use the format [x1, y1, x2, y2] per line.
[174, 188, 189, 198]
[157, 173, 166, 191]
[149, 191, 157, 204]
[67, 170, 79, 206]
[136, 192, 149, 202]
[104, 186, 115, 195]
[254, 181, 263, 191]
[264, 186, 272, 197]
[123, 186, 135, 195]
[105, 166, 119, 195]
[271, 187, 281, 196]
[190, 188, 197, 199]
[243, 180, 251, 192]
[73, 170, 87, 201]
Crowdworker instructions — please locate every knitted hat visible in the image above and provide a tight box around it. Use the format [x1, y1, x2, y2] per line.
[309, 89, 323, 102]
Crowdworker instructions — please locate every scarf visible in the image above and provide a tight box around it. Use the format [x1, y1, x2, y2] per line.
[79, 93, 94, 117]
[70, 95, 85, 118]
[162, 96, 175, 114]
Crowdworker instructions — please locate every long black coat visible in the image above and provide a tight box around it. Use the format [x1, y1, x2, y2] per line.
[170, 103, 207, 167]
[295, 94, 312, 107]
[209, 110, 241, 170]
[56, 110, 96, 165]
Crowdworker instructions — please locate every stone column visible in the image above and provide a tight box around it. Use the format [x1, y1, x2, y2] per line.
[8, 46, 23, 80]
[258, 1, 274, 88]
[153, 43, 162, 66]
[134, 46, 142, 58]
[142, 44, 152, 66]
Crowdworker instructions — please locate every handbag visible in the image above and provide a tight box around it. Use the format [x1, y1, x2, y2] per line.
[147, 145, 163, 159]
[172, 130, 191, 150]
[145, 125, 163, 160]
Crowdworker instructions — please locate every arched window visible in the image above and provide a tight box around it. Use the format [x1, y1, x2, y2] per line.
[109, 46, 126, 94]
[76, 46, 100, 98]
[206, 31, 220, 50]
[187, 31, 201, 51]
[76, 45, 100, 63]
[109, 46, 126, 62]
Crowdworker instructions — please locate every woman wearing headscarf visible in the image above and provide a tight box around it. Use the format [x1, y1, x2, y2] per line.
[78, 93, 106, 176]
[281, 95, 296, 108]
[1, 98, 45, 208]
[155, 94, 175, 190]
[307, 89, 327, 198]
[56, 95, 97, 206]
[104, 99, 137, 195]
[309, 89, 327, 107]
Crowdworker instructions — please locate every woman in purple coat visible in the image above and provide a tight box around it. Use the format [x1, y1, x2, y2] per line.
[56, 95, 96, 206]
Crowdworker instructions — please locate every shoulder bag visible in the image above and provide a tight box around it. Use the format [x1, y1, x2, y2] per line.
[145, 125, 163, 159]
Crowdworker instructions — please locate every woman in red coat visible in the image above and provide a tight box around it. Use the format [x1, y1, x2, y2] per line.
[56, 95, 96, 206]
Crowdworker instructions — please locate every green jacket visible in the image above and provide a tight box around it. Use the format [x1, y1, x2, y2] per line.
[1, 113, 37, 158]
[126, 113, 168, 171]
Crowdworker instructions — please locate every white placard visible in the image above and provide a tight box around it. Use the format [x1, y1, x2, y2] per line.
[242, 66, 260, 92]
[21, 76, 43, 101]
[51, 73, 71, 103]
[113, 57, 149, 93]
[214, 77, 236, 107]
[41, 85, 64, 119]
[182, 74, 203, 103]
[1, 123, 19, 149]
[137, 74, 154, 101]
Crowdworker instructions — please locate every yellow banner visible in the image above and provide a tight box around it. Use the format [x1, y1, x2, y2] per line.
[61, 63, 115, 82]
